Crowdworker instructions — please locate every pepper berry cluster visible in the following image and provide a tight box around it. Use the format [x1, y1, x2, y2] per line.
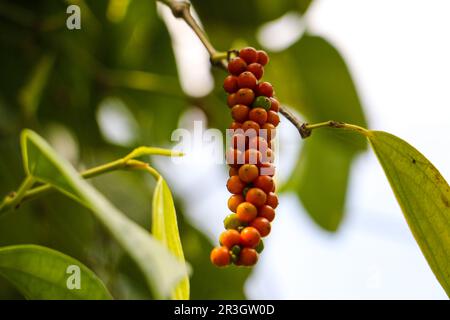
[210, 47, 280, 267]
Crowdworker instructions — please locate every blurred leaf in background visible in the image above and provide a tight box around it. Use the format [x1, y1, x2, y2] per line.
[270, 35, 367, 231]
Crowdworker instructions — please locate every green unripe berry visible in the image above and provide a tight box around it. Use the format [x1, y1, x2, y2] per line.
[231, 245, 241, 256]
[224, 213, 241, 230]
[252, 96, 271, 111]
[242, 186, 251, 198]
[255, 239, 264, 253]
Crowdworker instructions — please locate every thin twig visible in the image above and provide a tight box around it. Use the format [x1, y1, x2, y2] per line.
[158, 0, 309, 136]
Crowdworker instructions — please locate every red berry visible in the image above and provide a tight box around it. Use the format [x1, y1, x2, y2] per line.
[254, 175, 275, 194]
[228, 57, 247, 75]
[266, 192, 278, 209]
[227, 175, 246, 194]
[220, 229, 241, 248]
[257, 50, 269, 66]
[239, 47, 258, 64]
[231, 104, 250, 123]
[210, 246, 230, 267]
[223, 75, 239, 93]
[238, 248, 258, 266]
[245, 187, 267, 207]
[258, 205, 275, 222]
[237, 71, 257, 90]
[247, 63, 264, 80]
[240, 227, 261, 248]
[257, 82, 274, 97]
[235, 88, 255, 105]
[269, 97, 279, 112]
[229, 121, 242, 130]
[236, 202, 258, 223]
[267, 110, 280, 126]
[229, 167, 239, 177]
[250, 217, 271, 237]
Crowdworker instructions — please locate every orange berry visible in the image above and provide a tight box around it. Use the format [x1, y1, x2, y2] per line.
[250, 217, 271, 237]
[247, 63, 264, 80]
[266, 192, 278, 209]
[239, 47, 258, 64]
[241, 120, 260, 134]
[249, 107, 268, 126]
[220, 230, 241, 248]
[231, 104, 250, 123]
[228, 194, 244, 212]
[227, 93, 238, 107]
[257, 50, 269, 66]
[267, 110, 280, 126]
[210, 246, 230, 267]
[254, 175, 275, 194]
[258, 205, 275, 222]
[236, 202, 258, 223]
[238, 164, 259, 183]
[223, 75, 238, 93]
[235, 88, 255, 105]
[227, 176, 245, 194]
[228, 57, 247, 75]
[240, 227, 261, 248]
[245, 187, 267, 207]
[238, 248, 258, 266]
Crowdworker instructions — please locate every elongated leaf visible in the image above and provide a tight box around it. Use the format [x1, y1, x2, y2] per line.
[277, 35, 367, 231]
[20, 129, 188, 299]
[152, 177, 189, 300]
[0, 245, 111, 300]
[367, 131, 450, 295]
[287, 130, 355, 230]
[18, 54, 54, 118]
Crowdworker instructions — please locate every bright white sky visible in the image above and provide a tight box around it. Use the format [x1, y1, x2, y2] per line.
[152, 0, 450, 299]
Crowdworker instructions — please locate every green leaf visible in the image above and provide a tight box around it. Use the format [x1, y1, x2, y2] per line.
[20, 129, 189, 299]
[287, 130, 355, 230]
[152, 177, 189, 300]
[277, 34, 367, 231]
[367, 131, 450, 296]
[0, 244, 111, 300]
